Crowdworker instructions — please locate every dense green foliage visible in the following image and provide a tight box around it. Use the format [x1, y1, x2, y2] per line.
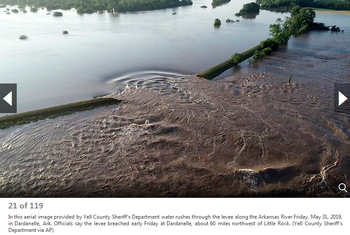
[85, 8, 93, 13]
[330, 25, 341, 32]
[214, 18, 221, 26]
[290, 7, 315, 34]
[241, 6, 317, 62]
[313, 1, 350, 10]
[19, 35, 28, 39]
[260, 38, 279, 51]
[267, 7, 316, 44]
[310, 22, 329, 30]
[53, 11, 62, 16]
[212, 0, 230, 8]
[269, 17, 292, 44]
[253, 49, 266, 60]
[260, 0, 350, 11]
[251, 38, 278, 61]
[232, 53, 243, 64]
[108, 0, 193, 12]
[262, 47, 272, 55]
[0, 0, 193, 13]
[261, 0, 312, 10]
[235, 2, 260, 16]
[76, 6, 84, 14]
[63, 30, 68, 34]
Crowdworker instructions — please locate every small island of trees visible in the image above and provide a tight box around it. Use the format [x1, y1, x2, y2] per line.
[53, 11, 63, 16]
[19, 35, 28, 40]
[214, 18, 221, 26]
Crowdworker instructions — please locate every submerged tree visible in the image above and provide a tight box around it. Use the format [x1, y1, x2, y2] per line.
[232, 53, 243, 64]
[214, 18, 221, 26]
[53, 12, 63, 16]
[269, 17, 292, 44]
[77, 7, 85, 14]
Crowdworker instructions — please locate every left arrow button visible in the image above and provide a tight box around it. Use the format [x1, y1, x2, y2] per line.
[0, 84, 17, 113]
[3, 91, 12, 106]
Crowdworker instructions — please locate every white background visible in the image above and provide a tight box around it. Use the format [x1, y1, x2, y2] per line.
[1, 198, 349, 234]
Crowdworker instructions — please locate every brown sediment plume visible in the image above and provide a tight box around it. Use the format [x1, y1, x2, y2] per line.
[0, 34, 350, 197]
[0, 98, 121, 129]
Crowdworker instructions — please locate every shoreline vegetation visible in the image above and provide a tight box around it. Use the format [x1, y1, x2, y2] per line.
[0, 0, 193, 14]
[212, 0, 230, 8]
[0, 98, 121, 129]
[260, 0, 350, 11]
[198, 3, 345, 80]
[235, 2, 260, 17]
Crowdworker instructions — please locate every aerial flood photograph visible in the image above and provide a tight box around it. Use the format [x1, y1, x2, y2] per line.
[0, 0, 349, 197]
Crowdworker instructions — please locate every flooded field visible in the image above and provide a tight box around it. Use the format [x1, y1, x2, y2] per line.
[1, 29, 349, 197]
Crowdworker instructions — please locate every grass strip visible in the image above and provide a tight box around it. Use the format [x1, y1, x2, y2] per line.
[314, 8, 350, 15]
[197, 59, 234, 80]
[198, 45, 261, 79]
[0, 97, 121, 129]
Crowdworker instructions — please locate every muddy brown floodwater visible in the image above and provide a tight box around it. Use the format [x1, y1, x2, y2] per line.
[0, 31, 350, 197]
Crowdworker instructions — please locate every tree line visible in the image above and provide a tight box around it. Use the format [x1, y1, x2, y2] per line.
[313, 0, 350, 11]
[211, 0, 230, 8]
[260, 0, 350, 11]
[0, 0, 193, 13]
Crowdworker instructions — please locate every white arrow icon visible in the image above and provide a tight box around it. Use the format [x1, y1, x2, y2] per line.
[339, 91, 348, 106]
[3, 91, 12, 106]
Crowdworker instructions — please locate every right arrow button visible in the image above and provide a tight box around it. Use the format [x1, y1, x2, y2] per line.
[339, 91, 348, 106]
[335, 83, 350, 114]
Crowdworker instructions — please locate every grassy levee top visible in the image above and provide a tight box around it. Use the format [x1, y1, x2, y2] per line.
[198, 45, 261, 79]
[198, 3, 341, 80]
[0, 97, 121, 129]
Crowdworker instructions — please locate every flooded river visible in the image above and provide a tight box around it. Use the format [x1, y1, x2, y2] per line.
[0, 1, 350, 196]
[1, 26, 350, 197]
[1, 0, 289, 113]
